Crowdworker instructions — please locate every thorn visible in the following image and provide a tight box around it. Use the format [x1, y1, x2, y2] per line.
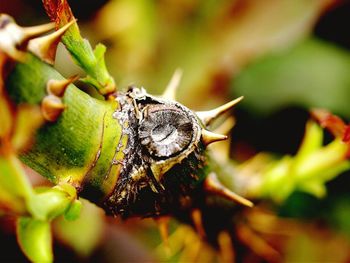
[21, 22, 56, 41]
[204, 173, 253, 207]
[155, 217, 171, 254]
[162, 68, 183, 100]
[0, 15, 54, 61]
[0, 14, 55, 41]
[41, 95, 66, 122]
[0, 15, 27, 61]
[0, 47, 26, 62]
[196, 96, 243, 126]
[47, 75, 79, 97]
[28, 19, 76, 64]
[201, 129, 228, 146]
[191, 209, 206, 238]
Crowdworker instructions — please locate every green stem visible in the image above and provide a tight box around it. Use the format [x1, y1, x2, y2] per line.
[6, 54, 124, 203]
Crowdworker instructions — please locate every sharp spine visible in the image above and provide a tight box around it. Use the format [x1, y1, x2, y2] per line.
[21, 22, 56, 40]
[28, 19, 76, 64]
[0, 46, 26, 62]
[204, 173, 253, 207]
[201, 129, 228, 146]
[47, 75, 79, 97]
[0, 14, 55, 61]
[196, 96, 243, 126]
[41, 95, 66, 122]
[0, 14, 54, 43]
[162, 68, 183, 100]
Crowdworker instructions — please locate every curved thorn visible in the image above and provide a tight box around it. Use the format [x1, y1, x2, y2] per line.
[28, 19, 76, 64]
[201, 129, 228, 146]
[196, 96, 243, 126]
[162, 68, 183, 100]
[204, 173, 253, 207]
[41, 95, 66, 122]
[47, 75, 79, 97]
[191, 209, 206, 238]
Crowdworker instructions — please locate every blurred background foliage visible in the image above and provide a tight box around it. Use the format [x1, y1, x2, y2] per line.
[2, 0, 350, 262]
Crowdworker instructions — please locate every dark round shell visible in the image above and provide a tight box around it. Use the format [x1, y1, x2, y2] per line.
[138, 106, 194, 159]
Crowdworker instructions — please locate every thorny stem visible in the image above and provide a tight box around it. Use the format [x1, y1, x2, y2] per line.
[2, 12, 350, 262]
[6, 54, 124, 203]
[42, 0, 116, 95]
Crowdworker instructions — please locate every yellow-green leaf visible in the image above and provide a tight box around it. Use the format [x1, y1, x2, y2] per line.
[17, 217, 53, 263]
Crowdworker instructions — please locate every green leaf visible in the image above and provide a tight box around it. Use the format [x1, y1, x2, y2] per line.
[260, 156, 296, 201]
[298, 181, 326, 198]
[28, 184, 77, 221]
[93, 43, 106, 59]
[233, 38, 350, 117]
[294, 121, 323, 162]
[254, 122, 350, 202]
[0, 155, 33, 214]
[64, 199, 82, 221]
[54, 199, 104, 258]
[295, 139, 349, 182]
[17, 217, 53, 263]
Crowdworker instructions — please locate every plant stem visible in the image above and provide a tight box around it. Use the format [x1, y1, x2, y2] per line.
[5, 54, 125, 203]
